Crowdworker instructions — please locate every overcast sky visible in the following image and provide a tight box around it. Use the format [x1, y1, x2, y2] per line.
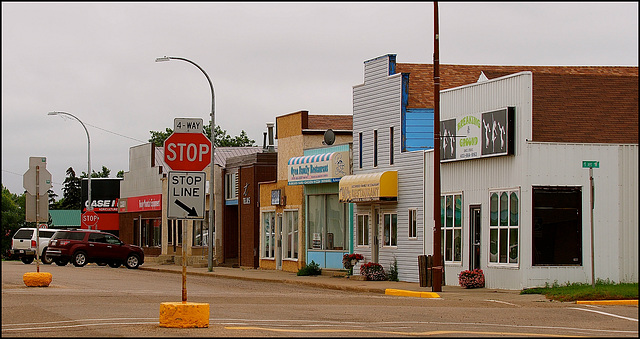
[2, 2, 638, 198]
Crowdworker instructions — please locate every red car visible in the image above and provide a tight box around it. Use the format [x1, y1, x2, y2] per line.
[46, 230, 144, 269]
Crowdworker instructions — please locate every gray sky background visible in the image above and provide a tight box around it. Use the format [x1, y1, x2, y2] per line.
[2, 2, 638, 198]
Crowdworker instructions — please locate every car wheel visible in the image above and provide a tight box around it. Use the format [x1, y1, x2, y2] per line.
[41, 249, 53, 265]
[125, 254, 140, 269]
[72, 251, 88, 267]
[54, 259, 68, 266]
[108, 262, 121, 268]
[21, 256, 34, 264]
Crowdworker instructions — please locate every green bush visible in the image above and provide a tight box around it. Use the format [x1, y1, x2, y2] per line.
[297, 260, 322, 276]
[387, 257, 399, 281]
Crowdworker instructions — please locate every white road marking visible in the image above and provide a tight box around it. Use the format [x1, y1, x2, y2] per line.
[570, 307, 638, 322]
[485, 299, 519, 307]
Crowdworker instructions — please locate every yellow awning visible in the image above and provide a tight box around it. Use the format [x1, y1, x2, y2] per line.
[338, 171, 397, 203]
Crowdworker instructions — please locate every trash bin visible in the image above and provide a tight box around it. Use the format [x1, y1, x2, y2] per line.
[418, 255, 433, 287]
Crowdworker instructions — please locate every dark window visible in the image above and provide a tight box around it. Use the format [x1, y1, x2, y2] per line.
[13, 229, 33, 239]
[532, 186, 582, 266]
[373, 130, 378, 167]
[88, 233, 107, 243]
[358, 132, 363, 168]
[389, 127, 394, 165]
[39, 230, 56, 238]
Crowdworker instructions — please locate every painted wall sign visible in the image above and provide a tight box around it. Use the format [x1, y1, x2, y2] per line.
[441, 107, 515, 162]
[287, 151, 349, 185]
[123, 194, 163, 213]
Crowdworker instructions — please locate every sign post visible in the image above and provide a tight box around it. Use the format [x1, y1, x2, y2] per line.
[163, 118, 210, 304]
[23, 157, 52, 275]
[582, 160, 599, 288]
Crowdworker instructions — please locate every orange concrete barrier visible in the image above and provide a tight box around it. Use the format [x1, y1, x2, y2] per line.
[159, 302, 209, 328]
[23, 272, 52, 287]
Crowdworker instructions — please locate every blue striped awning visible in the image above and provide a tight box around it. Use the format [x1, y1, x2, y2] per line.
[287, 152, 335, 165]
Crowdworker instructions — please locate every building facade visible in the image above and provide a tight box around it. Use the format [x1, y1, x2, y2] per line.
[259, 111, 352, 272]
[346, 54, 638, 288]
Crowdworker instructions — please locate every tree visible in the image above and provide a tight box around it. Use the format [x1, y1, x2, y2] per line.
[1, 185, 25, 257]
[60, 167, 82, 210]
[149, 123, 256, 147]
[81, 165, 111, 179]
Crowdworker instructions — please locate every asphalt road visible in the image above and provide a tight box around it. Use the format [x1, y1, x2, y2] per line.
[2, 261, 638, 337]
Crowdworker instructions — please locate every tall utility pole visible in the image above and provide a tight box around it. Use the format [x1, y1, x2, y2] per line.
[432, 1, 443, 292]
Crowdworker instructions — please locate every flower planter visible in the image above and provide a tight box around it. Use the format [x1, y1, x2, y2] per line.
[458, 268, 485, 288]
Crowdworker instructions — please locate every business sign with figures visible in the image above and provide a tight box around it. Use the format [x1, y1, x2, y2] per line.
[440, 107, 515, 162]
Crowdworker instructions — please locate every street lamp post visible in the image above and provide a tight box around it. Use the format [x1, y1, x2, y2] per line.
[47, 111, 93, 225]
[156, 56, 216, 272]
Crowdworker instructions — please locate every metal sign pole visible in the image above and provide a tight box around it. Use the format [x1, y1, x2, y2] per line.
[35, 166, 41, 273]
[589, 167, 595, 288]
[182, 220, 188, 303]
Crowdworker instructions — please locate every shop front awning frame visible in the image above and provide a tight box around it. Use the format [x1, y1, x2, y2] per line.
[338, 171, 398, 203]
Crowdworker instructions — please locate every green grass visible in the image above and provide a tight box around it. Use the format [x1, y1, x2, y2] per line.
[521, 279, 639, 302]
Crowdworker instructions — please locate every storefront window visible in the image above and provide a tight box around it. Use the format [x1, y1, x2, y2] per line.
[489, 189, 519, 265]
[283, 210, 298, 259]
[383, 213, 397, 247]
[262, 211, 275, 258]
[441, 194, 462, 262]
[307, 194, 347, 251]
[192, 219, 208, 247]
[356, 214, 369, 246]
[140, 218, 161, 247]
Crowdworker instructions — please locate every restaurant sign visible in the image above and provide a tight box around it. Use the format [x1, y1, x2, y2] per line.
[288, 151, 349, 185]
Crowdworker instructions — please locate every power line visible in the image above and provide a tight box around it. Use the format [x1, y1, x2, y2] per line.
[84, 122, 148, 143]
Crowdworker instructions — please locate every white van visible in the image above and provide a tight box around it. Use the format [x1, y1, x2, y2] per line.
[10, 228, 58, 264]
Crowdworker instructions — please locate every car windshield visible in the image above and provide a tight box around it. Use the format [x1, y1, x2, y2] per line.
[52, 231, 85, 241]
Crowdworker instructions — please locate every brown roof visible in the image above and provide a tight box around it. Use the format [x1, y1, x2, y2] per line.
[307, 114, 352, 131]
[395, 63, 638, 144]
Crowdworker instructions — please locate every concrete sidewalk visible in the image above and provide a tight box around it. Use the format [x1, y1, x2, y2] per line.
[138, 262, 638, 305]
[138, 262, 529, 302]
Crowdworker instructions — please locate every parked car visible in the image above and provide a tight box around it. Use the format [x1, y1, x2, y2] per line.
[10, 227, 58, 264]
[46, 229, 144, 269]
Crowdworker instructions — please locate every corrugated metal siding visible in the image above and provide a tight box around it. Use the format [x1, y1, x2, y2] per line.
[618, 144, 638, 283]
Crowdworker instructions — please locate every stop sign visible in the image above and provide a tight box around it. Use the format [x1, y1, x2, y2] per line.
[164, 132, 212, 171]
[82, 210, 99, 228]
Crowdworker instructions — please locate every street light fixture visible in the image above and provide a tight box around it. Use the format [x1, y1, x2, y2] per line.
[47, 111, 93, 224]
[155, 56, 216, 272]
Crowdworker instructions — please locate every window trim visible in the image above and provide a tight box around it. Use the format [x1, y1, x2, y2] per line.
[356, 213, 370, 247]
[441, 193, 463, 264]
[408, 208, 417, 239]
[488, 187, 520, 268]
[382, 212, 397, 247]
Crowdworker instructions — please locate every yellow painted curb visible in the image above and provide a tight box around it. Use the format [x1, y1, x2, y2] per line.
[385, 288, 440, 298]
[159, 302, 209, 328]
[23, 272, 52, 287]
[576, 300, 638, 306]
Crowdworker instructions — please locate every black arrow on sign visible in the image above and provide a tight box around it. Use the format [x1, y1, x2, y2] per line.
[174, 199, 198, 217]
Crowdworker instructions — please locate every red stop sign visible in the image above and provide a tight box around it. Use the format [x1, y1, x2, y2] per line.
[82, 210, 99, 228]
[164, 132, 212, 171]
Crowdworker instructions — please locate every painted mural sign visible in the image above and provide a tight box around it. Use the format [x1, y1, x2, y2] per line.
[441, 107, 514, 162]
[288, 151, 349, 185]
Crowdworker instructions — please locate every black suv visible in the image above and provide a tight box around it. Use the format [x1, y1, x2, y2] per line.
[46, 230, 144, 269]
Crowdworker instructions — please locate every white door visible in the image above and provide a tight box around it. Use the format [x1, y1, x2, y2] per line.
[371, 206, 380, 263]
